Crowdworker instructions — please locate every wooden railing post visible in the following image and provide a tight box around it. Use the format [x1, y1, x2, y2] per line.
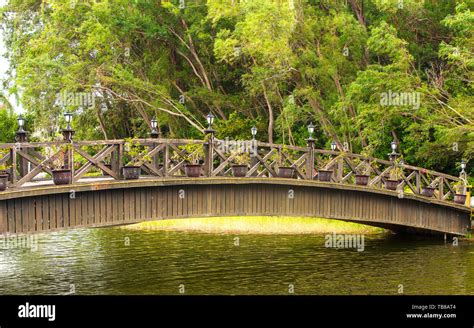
[9, 147, 17, 186]
[111, 143, 123, 180]
[337, 155, 343, 182]
[163, 143, 169, 177]
[16, 131, 28, 178]
[306, 138, 315, 180]
[204, 133, 214, 177]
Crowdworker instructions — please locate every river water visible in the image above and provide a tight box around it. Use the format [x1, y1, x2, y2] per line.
[0, 225, 473, 295]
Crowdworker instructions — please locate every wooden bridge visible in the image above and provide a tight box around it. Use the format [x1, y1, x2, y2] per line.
[0, 137, 471, 236]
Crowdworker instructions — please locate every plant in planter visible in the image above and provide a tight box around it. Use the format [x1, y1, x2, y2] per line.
[230, 151, 250, 177]
[421, 185, 435, 197]
[315, 158, 333, 182]
[385, 166, 403, 190]
[453, 181, 467, 205]
[0, 148, 10, 177]
[269, 147, 294, 178]
[47, 144, 73, 185]
[177, 144, 205, 177]
[355, 162, 371, 186]
[122, 139, 151, 180]
[0, 162, 10, 192]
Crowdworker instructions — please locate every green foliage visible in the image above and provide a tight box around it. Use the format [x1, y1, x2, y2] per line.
[0, 0, 472, 178]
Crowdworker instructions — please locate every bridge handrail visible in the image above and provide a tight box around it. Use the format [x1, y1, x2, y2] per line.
[0, 137, 465, 204]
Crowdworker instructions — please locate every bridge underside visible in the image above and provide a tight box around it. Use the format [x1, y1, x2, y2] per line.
[0, 178, 471, 236]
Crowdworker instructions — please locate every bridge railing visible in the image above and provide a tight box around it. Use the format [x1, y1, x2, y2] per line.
[0, 138, 465, 203]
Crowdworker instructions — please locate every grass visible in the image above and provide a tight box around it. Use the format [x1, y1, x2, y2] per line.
[121, 216, 387, 235]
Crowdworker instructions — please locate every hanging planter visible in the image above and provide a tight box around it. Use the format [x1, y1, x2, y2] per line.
[0, 173, 8, 191]
[318, 170, 333, 182]
[185, 164, 202, 177]
[454, 194, 467, 205]
[122, 166, 141, 180]
[230, 151, 250, 178]
[232, 165, 248, 177]
[384, 179, 399, 190]
[277, 167, 295, 178]
[355, 174, 370, 186]
[421, 187, 435, 197]
[52, 169, 72, 185]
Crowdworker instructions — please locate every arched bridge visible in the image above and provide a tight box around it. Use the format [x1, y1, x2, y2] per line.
[0, 138, 471, 236]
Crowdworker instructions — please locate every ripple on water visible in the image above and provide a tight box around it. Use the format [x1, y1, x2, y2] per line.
[0, 228, 472, 295]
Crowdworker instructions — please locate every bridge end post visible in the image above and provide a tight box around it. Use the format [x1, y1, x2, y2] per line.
[204, 132, 215, 177]
[306, 138, 315, 180]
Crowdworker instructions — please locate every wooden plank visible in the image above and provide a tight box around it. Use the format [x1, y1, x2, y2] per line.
[99, 191, 106, 224]
[49, 195, 57, 230]
[110, 190, 117, 223]
[62, 194, 69, 228]
[130, 189, 136, 221]
[7, 201, 15, 233]
[145, 188, 152, 220]
[124, 189, 131, 222]
[0, 201, 7, 234]
[90, 191, 98, 225]
[14, 199, 23, 233]
[87, 193, 94, 226]
[106, 190, 113, 223]
[117, 190, 124, 221]
[80, 193, 87, 226]
[21, 198, 29, 233]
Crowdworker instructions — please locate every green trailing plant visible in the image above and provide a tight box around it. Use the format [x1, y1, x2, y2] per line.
[174, 144, 205, 165]
[0, 148, 11, 172]
[230, 150, 251, 166]
[44, 144, 73, 170]
[124, 138, 151, 166]
[453, 180, 467, 195]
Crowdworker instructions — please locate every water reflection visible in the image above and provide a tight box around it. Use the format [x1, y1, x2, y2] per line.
[0, 227, 472, 295]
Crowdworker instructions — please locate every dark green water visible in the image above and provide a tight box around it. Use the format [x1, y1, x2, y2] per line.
[0, 226, 473, 295]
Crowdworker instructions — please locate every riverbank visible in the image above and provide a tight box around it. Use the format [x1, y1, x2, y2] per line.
[121, 216, 387, 235]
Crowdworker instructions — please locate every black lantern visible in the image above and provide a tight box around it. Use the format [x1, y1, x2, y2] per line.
[150, 117, 160, 138]
[205, 112, 215, 135]
[251, 126, 257, 140]
[460, 160, 466, 174]
[331, 141, 337, 152]
[388, 140, 399, 162]
[18, 114, 25, 132]
[62, 112, 75, 142]
[307, 122, 315, 140]
[16, 114, 27, 142]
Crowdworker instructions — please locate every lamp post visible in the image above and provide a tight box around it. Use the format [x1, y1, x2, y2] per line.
[16, 114, 28, 178]
[251, 126, 257, 141]
[204, 112, 215, 136]
[204, 112, 215, 177]
[388, 140, 399, 162]
[62, 112, 75, 142]
[61, 112, 74, 173]
[331, 141, 337, 152]
[306, 122, 316, 180]
[150, 118, 160, 138]
[16, 114, 27, 143]
[460, 159, 467, 181]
